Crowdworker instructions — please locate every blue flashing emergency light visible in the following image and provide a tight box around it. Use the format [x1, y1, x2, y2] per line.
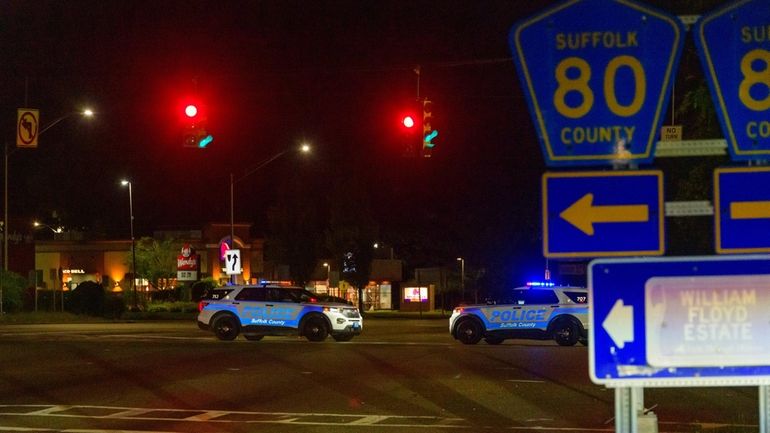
[526, 281, 555, 287]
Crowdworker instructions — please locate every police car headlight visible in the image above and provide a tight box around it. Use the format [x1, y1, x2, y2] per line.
[323, 307, 342, 313]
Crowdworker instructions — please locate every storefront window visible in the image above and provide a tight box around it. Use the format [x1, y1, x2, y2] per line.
[404, 287, 427, 302]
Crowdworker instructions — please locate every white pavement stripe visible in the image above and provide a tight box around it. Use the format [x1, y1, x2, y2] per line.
[347, 415, 390, 425]
[102, 409, 153, 418]
[183, 410, 229, 421]
[25, 405, 72, 415]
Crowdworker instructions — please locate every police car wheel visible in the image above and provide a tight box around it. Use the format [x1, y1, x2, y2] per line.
[212, 314, 240, 341]
[304, 317, 329, 342]
[579, 337, 588, 346]
[552, 320, 579, 346]
[332, 334, 354, 342]
[456, 319, 483, 345]
[484, 336, 504, 345]
[244, 334, 264, 341]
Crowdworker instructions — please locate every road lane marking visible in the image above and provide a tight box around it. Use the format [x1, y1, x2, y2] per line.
[0, 404, 467, 429]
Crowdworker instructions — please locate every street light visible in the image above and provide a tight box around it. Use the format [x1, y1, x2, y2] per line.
[38, 109, 95, 136]
[456, 257, 465, 302]
[228, 143, 311, 283]
[121, 179, 137, 310]
[373, 242, 394, 259]
[33, 221, 63, 234]
[0, 108, 93, 315]
[323, 262, 330, 293]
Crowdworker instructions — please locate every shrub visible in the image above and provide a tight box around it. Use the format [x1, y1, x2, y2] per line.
[103, 294, 126, 319]
[0, 270, 28, 313]
[68, 281, 105, 316]
[191, 278, 217, 300]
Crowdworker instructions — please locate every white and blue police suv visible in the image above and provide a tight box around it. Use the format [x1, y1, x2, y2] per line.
[449, 284, 588, 346]
[197, 284, 362, 342]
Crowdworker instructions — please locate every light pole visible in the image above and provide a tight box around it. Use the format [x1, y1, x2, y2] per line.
[456, 257, 465, 302]
[1, 108, 93, 315]
[32, 221, 63, 312]
[121, 180, 137, 310]
[228, 143, 311, 283]
[323, 262, 330, 294]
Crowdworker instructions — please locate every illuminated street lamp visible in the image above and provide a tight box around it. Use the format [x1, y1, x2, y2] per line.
[38, 108, 95, 136]
[373, 242, 394, 259]
[33, 221, 63, 234]
[228, 143, 311, 283]
[121, 179, 137, 309]
[1, 108, 93, 315]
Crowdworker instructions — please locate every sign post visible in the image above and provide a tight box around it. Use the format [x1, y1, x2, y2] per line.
[590, 255, 770, 432]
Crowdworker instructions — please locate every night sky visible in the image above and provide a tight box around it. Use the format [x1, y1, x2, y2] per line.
[0, 1, 721, 286]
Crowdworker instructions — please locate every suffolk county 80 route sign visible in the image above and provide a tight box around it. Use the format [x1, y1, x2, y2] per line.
[695, 0, 770, 161]
[510, 0, 685, 167]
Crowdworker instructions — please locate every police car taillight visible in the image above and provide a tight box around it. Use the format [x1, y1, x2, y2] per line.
[454, 307, 463, 314]
[198, 301, 209, 312]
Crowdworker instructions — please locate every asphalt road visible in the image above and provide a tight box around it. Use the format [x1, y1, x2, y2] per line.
[0, 318, 760, 432]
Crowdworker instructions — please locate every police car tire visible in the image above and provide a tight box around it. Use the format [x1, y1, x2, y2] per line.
[456, 319, 483, 345]
[332, 334, 354, 342]
[212, 314, 240, 341]
[552, 319, 579, 346]
[484, 336, 504, 345]
[304, 316, 329, 342]
[244, 334, 264, 341]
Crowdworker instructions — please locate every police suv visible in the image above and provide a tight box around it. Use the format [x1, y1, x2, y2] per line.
[197, 284, 362, 342]
[449, 284, 588, 346]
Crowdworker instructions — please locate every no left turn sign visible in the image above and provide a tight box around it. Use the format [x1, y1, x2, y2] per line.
[17, 108, 39, 148]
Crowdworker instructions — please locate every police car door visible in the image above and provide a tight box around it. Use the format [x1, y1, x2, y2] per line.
[264, 287, 304, 329]
[233, 287, 270, 327]
[510, 289, 551, 330]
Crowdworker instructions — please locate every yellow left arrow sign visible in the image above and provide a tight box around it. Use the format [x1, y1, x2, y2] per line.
[560, 193, 649, 236]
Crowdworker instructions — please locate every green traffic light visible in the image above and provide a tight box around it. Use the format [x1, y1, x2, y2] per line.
[424, 130, 438, 148]
[198, 134, 213, 148]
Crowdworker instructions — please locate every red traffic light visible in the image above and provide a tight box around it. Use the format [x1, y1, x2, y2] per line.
[402, 115, 415, 128]
[185, 104, 198, 118]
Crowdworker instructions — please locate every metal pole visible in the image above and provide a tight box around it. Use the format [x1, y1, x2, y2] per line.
[1, 141, 7, 314]
[459, 258, 465, 301]
[230, 172, 235, 285]
[761, 385, 770, 433]
[128, 182, 136, 310]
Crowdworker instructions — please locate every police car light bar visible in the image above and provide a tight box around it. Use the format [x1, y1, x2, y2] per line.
[526, 281, 555, 287]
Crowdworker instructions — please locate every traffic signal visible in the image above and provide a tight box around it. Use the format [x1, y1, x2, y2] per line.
[422, 98, 437, 157]
[399, 103, 421, 157]
[181, 102, 213, 148]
